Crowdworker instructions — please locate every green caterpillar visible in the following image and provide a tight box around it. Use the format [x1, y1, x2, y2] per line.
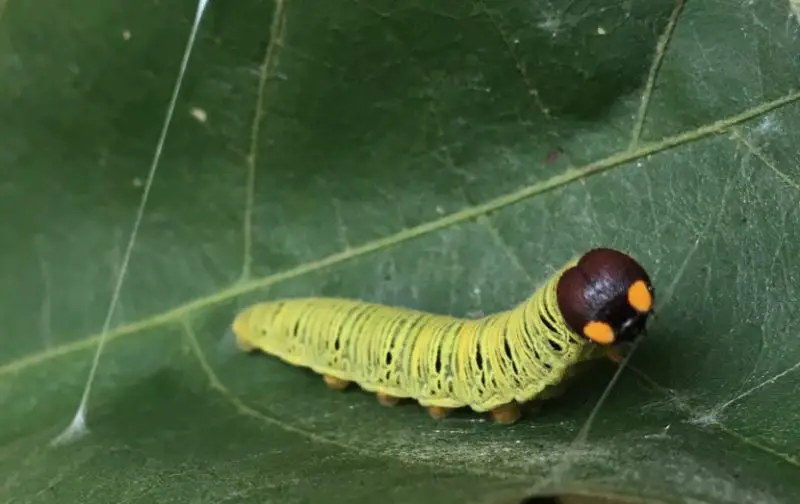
[232, 247, 654, 424]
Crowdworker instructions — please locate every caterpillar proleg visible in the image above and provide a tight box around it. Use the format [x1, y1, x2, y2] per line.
[232, 248, 654, 424]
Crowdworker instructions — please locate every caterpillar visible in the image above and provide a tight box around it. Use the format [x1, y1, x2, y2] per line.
[232, 247, 654, 424]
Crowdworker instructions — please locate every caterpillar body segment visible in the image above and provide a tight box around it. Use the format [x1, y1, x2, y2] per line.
[233, 248, 655, 424]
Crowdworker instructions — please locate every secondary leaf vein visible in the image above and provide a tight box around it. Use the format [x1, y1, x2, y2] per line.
[626, 365, 800, 468]
[1, 91, 798, 380]
[241, 0, 287, 282]
[180, 318, 522, 480]
[732, 127, 800, 193]
[629, 0, 685, 149]
[478, 215, 533, 282]
[475, 0, 551, 119]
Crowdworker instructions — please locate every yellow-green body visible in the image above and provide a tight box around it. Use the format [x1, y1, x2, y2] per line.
[233, 260, 603, 412]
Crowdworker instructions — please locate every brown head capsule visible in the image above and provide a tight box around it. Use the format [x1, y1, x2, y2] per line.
[556, 247, 654, 346]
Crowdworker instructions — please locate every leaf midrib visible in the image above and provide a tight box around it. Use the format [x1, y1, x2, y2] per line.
[3, 91, 799, 472]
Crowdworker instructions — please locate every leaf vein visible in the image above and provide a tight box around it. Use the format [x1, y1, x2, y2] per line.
[241, 0, 287, 282]
[732, 127, 800, 193]
[478, 215, 533, 282]
[629, 0, 685, 149]
[180, 318, 521, 480]
[659, 147, 736, 311]
[627, 365, 800, 468]
[1, 91, 798, 379]
[475, 0, 551, 119]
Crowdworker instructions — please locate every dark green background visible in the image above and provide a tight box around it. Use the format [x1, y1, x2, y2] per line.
[2, 0, 799, 502]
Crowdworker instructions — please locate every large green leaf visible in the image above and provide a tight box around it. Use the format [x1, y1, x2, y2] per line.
[2, 0, 799, 502]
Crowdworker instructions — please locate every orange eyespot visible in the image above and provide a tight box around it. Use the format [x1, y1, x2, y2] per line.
[583, 321, 615, 345]
[627, 279, 653, 313]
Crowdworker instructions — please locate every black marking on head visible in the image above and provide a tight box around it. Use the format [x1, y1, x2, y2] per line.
[556, 247, 654, 345]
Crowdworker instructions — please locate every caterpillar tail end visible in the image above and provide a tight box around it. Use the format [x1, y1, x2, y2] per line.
[232, 308, 256, 353]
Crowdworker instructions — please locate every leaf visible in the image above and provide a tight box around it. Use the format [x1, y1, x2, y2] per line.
[2, 0, 799, 502]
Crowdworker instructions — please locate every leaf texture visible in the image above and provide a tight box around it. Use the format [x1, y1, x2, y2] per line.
[2, 0, 800, 503]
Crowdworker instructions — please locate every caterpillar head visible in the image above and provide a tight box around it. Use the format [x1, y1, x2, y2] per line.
[556, 247, 654, 348]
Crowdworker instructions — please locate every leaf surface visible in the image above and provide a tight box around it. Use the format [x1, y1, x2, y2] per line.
[2, 0, 800, 503]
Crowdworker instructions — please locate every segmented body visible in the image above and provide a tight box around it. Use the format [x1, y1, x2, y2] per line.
[233, 259, 604, 413]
